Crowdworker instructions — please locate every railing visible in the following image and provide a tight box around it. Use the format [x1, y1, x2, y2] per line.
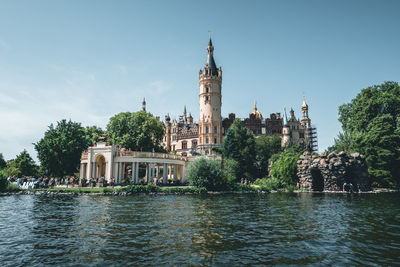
[116, 151, 189, 161]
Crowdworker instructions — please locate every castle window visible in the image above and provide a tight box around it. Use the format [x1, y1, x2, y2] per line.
[205, 150, 209, 155]
[206, 138, 209, 144]
[192, 140, 197, 148]
[214, 127, 217, 134]
[300, 133, 304, 138]
[214, 138, 217, 144]
[173, 128, 176, 133]
[206, 87, 209, 93]
[205, 96, 209, 101]
[206, 127, 209, 134]
[182, 142, 187, 149]
[173, 136, 177, 141]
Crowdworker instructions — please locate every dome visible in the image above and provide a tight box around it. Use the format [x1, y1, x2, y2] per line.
[250, 101, 263, 120]
[302, 97, 308, 109]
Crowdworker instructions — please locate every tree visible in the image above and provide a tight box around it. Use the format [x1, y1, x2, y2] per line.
[255, 134, 282, 178]
[106, 111, 165, 152]
[222, 119, 256, 180]
[2, 160, 21, 178]
[187, 157, 226, 190]
[34, 119, 87, 177]
[270, 145, 305, 186]
[0, 153, 6, 170]
[13, 150, 38, 177]
[85, 126, 104, 147]
[0, 170, 8, 191]
[333, 81, 400, 187]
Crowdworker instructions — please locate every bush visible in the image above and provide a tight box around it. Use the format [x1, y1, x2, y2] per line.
[254, 177, 284, 191]
[187, 157, 226, 191]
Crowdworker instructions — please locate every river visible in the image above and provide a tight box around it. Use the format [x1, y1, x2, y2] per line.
[0, 193, 399, 266]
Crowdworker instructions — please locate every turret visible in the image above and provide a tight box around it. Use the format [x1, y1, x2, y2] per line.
[281, 107, 290, 147]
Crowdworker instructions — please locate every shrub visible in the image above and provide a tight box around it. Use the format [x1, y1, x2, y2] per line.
[254, 177, 284, 191]
[187, 157, 226, 191]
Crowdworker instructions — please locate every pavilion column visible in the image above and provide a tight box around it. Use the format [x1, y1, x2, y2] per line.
[118, 162, 122, 184]
[173, 164, 178, 183]
[131, 162, 135, 184]
[163, 163, 168, 184]
[146, 163, 150, 184]
[92, 163, 96, 179]
[181, 165, 186, 183]
[135, 162, 139, 184]
[80, 164, 84, 179]
[114, 163, 118, 181]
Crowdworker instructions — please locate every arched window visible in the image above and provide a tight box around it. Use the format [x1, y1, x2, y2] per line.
[206, 87, 209, 93]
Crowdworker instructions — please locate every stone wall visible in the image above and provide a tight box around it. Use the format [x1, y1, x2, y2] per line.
[297, 151, 370, 192]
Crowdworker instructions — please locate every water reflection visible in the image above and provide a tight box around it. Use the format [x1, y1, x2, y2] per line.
[0, 193, 399, 266]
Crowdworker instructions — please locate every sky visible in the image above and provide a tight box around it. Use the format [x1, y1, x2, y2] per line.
[0, 0, 399, 161]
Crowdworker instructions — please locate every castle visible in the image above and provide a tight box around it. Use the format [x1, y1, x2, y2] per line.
[162, 38, 317, 156]
[79, 37, 317, 183]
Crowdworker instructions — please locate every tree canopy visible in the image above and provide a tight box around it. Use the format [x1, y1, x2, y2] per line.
[0, 153, 6, 170]
[254, 134, 282, 178]
[106, 111, 165, 152]
[34, 119, 88, 177]
[222, 119, 256, 180]
[85, 126, 104, 147]
[331, 81, 400, 187]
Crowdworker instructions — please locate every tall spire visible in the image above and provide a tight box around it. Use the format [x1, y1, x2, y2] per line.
[206, 37, 218, 76]
[142, 98, 146, 111]
[283, 107, 288, 125]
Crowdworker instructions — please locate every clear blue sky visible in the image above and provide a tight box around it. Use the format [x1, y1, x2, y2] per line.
[1, 0, 399, 161]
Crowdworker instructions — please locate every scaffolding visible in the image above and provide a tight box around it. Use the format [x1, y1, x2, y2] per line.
[305, 125, 318, 152]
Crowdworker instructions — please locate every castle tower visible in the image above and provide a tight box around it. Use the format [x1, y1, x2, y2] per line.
[198, 37, 223, 155]
[301, 97, 311, 128]
[281, 108, 290, 147]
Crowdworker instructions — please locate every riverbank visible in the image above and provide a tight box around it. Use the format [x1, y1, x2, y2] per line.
[0, 185, 398, 196]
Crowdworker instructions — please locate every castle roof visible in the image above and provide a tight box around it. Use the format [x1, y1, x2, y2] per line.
[206, 37, 219, 76]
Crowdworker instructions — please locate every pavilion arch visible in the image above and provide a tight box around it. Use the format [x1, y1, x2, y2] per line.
[95, 154, 107, 179]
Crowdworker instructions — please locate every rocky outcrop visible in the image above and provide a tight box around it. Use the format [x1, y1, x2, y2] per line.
[297, 151, 370, 192]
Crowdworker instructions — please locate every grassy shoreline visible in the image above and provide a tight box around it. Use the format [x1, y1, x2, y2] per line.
[1, 184, 398, 195]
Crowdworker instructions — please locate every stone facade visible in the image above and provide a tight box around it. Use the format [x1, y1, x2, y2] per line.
[297, 151, 370, 192]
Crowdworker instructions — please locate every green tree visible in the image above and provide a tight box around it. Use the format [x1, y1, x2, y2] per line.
[13, 150, 38, 177]
[106, 111, 165, 152]
[85, 126, 104, 146]
[255, 134, 282, 178]
[34, 119, 87, 177]
[0, 153, 6, 170]
[333, 81, 400, 187]
[0, 170, 8, 191]
[270, 145, 305, 186]
[222, 119, 256, 180]
[187, 157, 226, 190]
[2, 160, 21, 178]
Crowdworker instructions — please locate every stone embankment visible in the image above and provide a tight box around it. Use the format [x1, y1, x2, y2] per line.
[297, 151, 370, 192]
